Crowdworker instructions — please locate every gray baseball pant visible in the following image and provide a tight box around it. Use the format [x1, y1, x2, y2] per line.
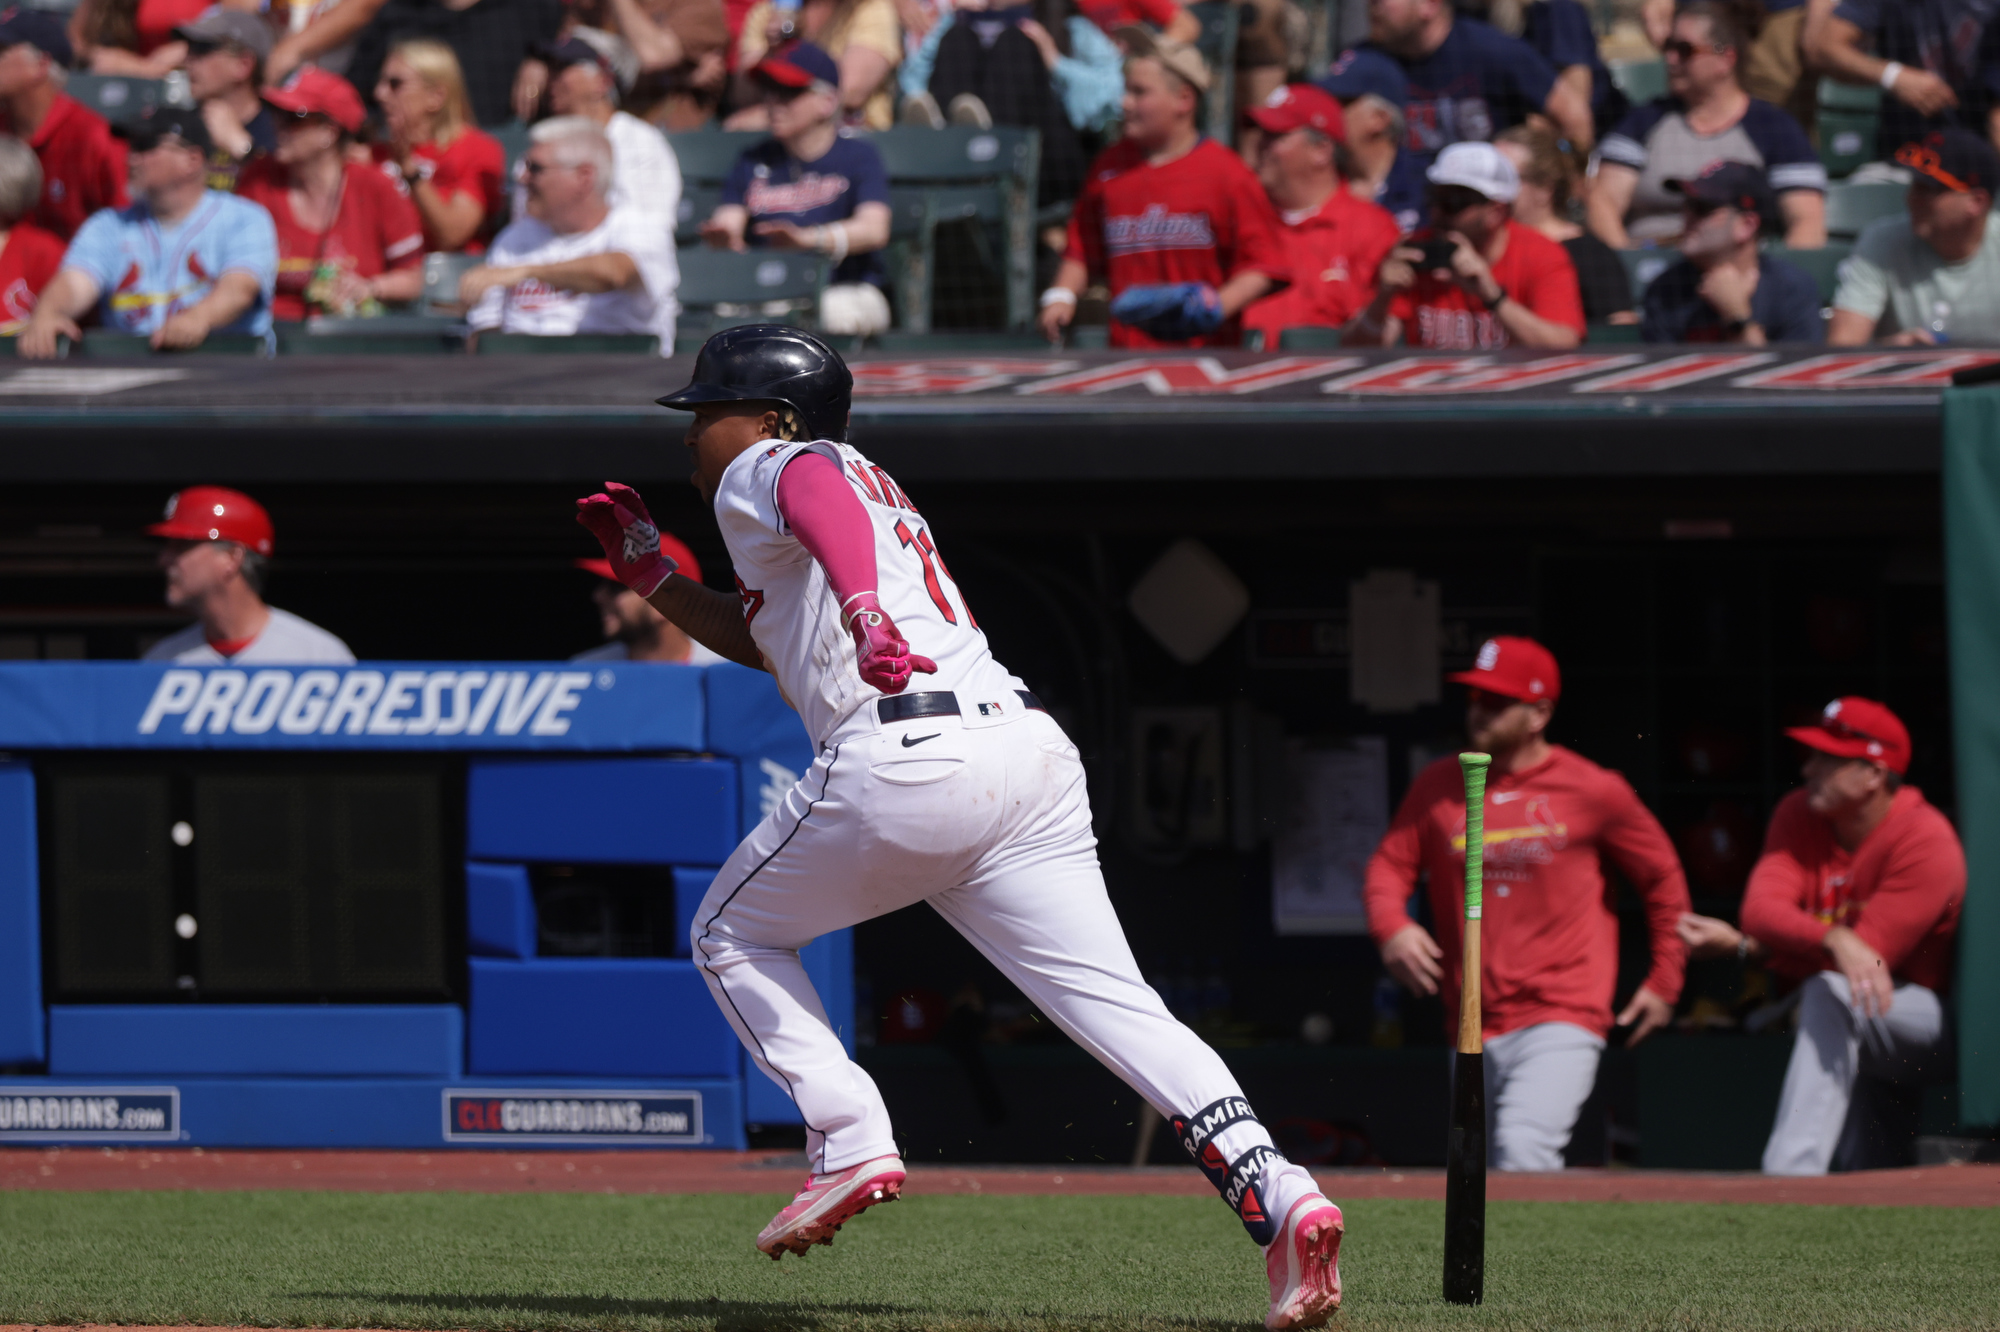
[1478, 1021, 1605, 1172]
[1762, 971, 1946, 1176]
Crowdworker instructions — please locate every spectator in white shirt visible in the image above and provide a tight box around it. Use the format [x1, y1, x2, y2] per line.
[524, 36, 683, 238]
[140, 486, 355, 665]
[460, 116, 679, 351]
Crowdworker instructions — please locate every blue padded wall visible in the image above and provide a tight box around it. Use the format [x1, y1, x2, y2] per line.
[467, 862, 537, 958]
[0, 760, 42, 1065]
[704, 665, 815, 836]
[468, 957, 741, 1077]
[48, 1006, 463, 1077]
[467, 759, 739, 864]
[672, 865, 717, 955]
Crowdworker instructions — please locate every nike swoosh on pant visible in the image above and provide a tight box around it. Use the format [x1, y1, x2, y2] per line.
[902, 733, 941, 747]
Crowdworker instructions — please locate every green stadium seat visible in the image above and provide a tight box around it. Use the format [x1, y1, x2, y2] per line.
[421, 251, 481, 315]
[1825, 180, 1905, 240]
[666, 129, 766, 184]
[490, 120, 531, 186]
[677, 182, 724, 245]
[1617, 247, 1676, 304]
[474, 332, 662, 354]
[676, 247, 827, 346]
[277, 315, 465, 354]
[1609, 58, 1667, 105]
[1067, 324, 1109, 349]
[64, 74, 165, 127]
[1277, 326, 1347, 349]
[869, 127, 1040, 332]
[1585, 321, 1644, 343]
[66, 333, 267, 355]
[1764, 241, 1853, 306]
[863, 330, 1061, 351]
[1187, 0, 1241, 143]
[1816, 78, 1881, 180]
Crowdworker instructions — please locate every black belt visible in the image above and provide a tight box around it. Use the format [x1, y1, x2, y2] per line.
[877, 690, 1043, 724]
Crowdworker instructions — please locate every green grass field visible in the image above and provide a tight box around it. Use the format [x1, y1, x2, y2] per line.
[0, 1191, 1995, 1332]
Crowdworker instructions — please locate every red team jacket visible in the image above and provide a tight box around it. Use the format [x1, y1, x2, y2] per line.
[0, 95, 130, 241]
[0, 222, 64, 334]
[1389, 220, 1584, 350]
[1242, 187, 1401, 341]
[1065, 137, 1291, 348]
[1740, 787, 1964, 992]
[1364, 746, 1690, 1040]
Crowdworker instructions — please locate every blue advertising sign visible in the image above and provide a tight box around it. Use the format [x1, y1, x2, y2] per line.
[443, 1088, 704, 1145]
[0, 663, 707, 752]
[0, 1087, 180, 1141]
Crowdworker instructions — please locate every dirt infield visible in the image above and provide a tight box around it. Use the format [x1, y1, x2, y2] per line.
[3, 1147, 1995, 1206]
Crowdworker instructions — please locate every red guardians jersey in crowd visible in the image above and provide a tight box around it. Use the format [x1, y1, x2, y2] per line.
[1242, 188, 1400, 340]
[1064, 137, 1290, 348]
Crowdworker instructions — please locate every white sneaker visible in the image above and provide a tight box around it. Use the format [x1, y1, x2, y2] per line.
[901, 91, 946, 128]
[1264, 1194, 1344, 1329]
[947, 93, 993, 128]
[755, 1154, 906, 1259]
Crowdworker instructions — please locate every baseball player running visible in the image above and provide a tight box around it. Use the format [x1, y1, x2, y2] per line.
[577, 325, 1342, 1329]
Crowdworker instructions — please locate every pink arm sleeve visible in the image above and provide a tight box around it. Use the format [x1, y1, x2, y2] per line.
[774, 450, 879, 610]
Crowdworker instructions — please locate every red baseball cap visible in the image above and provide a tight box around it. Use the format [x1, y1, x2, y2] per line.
[1784, 697, 1910, 775]
[1447, 636, 1561, 703]
[147, 485, 274, 555]
[1247, 84, 1345, 143]
[263, 67, 366, 134]
[575, 533, 701, 585]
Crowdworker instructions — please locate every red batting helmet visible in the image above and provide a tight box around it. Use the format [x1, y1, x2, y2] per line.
[147, 486, 275, 555]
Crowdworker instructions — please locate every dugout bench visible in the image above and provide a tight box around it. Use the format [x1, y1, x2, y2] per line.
[0, 660, 846, 1150]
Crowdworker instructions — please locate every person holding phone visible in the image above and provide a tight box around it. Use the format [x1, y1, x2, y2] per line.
[1344, 139, 1583, 348]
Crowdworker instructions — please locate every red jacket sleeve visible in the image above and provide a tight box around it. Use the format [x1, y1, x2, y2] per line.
[1850, 808, 1965, 975]
[1227, 172, 1292, 288]
[374, 172, 427, 270]
[1740, 794, 1833, 966]
[1365, 765, 1442, 945]
[1595, 774, 1692, 1003]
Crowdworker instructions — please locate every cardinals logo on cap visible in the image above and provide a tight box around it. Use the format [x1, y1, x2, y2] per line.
[1475, 639, 1500, 670]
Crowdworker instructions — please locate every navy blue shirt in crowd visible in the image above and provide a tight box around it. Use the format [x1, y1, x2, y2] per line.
[1640, 254, 1824, 343]
[723, 133, 892, 288]
[1834, 0, 2000, 154]
[1522, 0, 1625, 136]
[1366, 18, 1557, 166]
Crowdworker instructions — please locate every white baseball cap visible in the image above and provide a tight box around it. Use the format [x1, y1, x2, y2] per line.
[1425, 142, 1520, 204]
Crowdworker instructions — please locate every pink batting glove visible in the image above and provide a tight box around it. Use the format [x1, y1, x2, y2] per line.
[575, 481, 679, 598]
[841, 592, 937, 695]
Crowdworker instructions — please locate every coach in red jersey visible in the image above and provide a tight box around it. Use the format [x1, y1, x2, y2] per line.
[1364, 636, 1690, 1172]
[1240, 83, 1399, 344]
[1679, 699, 1962, 1175]
[1038, 29, 1288, 348]
[0, 9, 128, 240]
[1346, 140, 1583, 350]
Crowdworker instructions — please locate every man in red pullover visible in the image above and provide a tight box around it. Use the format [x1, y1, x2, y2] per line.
[1679, 698, 1962, 1175]
[1365, 636, 1690, 1171]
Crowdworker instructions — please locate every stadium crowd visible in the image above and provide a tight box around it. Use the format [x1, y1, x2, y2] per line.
[2, 0, 2000, 349]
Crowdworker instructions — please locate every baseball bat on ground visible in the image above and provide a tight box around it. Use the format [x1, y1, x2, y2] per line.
[1443, 751, 1490, 1306]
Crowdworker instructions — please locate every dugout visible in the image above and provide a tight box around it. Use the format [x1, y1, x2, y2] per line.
[0, 347, 1992, 1167]
[0, 661, 847, 1150]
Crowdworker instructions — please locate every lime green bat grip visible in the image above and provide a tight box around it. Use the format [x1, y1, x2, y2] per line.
[1459, 752, 1491, 921]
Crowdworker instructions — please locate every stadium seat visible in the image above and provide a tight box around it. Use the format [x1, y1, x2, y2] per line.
[490, 120, 531, 187]
[1585, 321, 1644, 343]
[1616, 247, 1676, 304]
[870, 127, 1040, 332]
[1187, 0, 1241, 143]
[1765, 241, 1853, 306]
[862, 330, 1062, 351]
[676, 247, 826, 343]
[63, 74, 165, 126]
[474, 332, 663, 354]
[1608, 58, 1667, 105]
[1825, 180, 1906, 240]
[666, 129, 765, 185]
[1277, 326, 1347, 349]
[68, 333, 267, 355]
[1817, 77, 1881, 180]
[677, 182, 724, 245]
[421, 251, 480, 315]
[277, 314, 465, 354]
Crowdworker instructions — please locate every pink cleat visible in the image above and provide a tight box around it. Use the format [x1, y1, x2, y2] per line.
[1264, 1195, 1344, 1329]
[756, 1154, 906, 1259]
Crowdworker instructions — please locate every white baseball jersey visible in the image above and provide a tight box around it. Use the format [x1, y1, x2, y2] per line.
[143, 607, 355, 665]
[713, 437, 1027, 747]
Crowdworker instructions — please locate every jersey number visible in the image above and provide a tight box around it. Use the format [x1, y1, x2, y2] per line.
[893, 519, 976, 628]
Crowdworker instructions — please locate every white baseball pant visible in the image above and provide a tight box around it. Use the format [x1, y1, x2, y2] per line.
[692, 706, 1308, 1211]
[1762, 971, 1946, 1176]
[1478, 1021, 1605, 1172]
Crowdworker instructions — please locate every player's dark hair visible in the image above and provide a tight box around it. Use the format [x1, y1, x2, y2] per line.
[775, 406, 810, 441]
[1883, 768, 1903, 793]
[236, 546, 267, 594]
[1679, 0, 1763, 53]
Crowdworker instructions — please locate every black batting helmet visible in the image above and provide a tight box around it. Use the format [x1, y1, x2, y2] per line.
[656, 324, 853, 443]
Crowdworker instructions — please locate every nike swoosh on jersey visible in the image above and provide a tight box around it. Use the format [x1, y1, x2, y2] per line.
[901, 733, 941, 747]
